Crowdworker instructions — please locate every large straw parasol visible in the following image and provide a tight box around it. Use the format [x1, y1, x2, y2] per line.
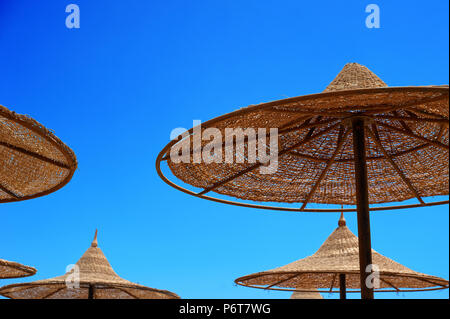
[0, 231, 180, 299]
[156, 62, 449, 298]
[235, 214, 449, 299]
[0, 259, 36, 279]
[0, 104, 77, 203]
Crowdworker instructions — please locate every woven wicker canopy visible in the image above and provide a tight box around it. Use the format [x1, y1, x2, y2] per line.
[157, 63, 449, 212]
[235, 214, 449, 294]
[0, 104, 77, 203]
[0, 231, 180, 299]
[0, 259, 36, 279]
[290, 290, 323, 299]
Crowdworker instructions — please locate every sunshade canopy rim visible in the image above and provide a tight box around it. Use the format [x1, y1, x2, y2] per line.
[0, 104, 77, 203]
[235, 271, 450, 293]
[0, 281, 180, 299]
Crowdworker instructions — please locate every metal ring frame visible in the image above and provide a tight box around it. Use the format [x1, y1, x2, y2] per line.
[234, 271, 449, 293]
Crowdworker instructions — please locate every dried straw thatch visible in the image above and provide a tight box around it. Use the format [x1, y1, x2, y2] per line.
[0, 231, 180, 299]
[0, 259, 36, 279]
[0, 104, 77, 203]
[235, 214, 449, 293]
[157, 63, 449, 211]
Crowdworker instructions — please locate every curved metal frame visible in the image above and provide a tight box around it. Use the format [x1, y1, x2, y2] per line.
[234, 271, 450, 293]
[0, 281, 180, 299]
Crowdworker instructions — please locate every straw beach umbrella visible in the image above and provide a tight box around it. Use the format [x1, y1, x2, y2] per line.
[0, 259, 36, 279]
[156, 63, 449, 299]
[235, 214, 449, 299]
[0, 231, 180, 299]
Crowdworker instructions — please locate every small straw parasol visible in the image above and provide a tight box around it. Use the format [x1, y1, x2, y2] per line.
[0, 104, 77, 203]
[235, 214, 449, 299]
[0, 259, 36, 279]
[156, 63, 449, 298]
[0, 231, 180, 299]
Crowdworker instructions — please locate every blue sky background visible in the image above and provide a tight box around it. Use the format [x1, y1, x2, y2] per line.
[0, 0, 448, 299]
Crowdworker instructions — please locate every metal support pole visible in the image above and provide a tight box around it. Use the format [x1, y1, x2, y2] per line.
[351, 118, 374, 299]
[339, 274, 347, 299]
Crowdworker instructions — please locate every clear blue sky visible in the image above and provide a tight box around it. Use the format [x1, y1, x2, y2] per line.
[0, 0, 448, 299]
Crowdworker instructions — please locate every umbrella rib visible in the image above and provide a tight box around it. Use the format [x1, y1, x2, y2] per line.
[329, 274, 337, 292]
[265, 273, 300, 289]
[416, 277, 449, 288]
[367, 125, 425, 204]
[279, 115, 314, 130]
[300, 126, 349, 210]
[336, 143, 431, 163]
[436, 124, 446, 141]
[390, 110, 416, 134]
[0, 182, 20, 198]
[392, 109, 445, 145]
[405, 105, 449, 120]
[279, 118, 339, 134]
[380, 278, 400, 291]
[117, 287, 140, 299]
[0, 141, 71, 169]
[41, 286, 65, 299]
[161, 116, 314, 162]
[197, 120, 340, 196]
[376, 121, 449, 150]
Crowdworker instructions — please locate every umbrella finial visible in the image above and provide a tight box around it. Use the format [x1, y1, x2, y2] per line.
[338, 207, 346, 227]
[91, 229, 98, 247]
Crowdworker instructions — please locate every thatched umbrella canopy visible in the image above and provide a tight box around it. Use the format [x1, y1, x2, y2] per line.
[156, 62, 449, 298]
[0, 104, 77, 203]
[290, 290, 323, 299]
[0, 259, 36, 279]
[235, 214, 449, 299]
[0, 231, 180, 299]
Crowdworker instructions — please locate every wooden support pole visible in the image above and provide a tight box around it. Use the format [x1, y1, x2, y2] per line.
[88, 284, 95, 299]
[351, 118, 374, 300]
[339, 274, 347, 300]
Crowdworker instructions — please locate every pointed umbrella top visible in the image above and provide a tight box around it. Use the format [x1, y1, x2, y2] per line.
[0, 259, 37, 279]
[0, 231, 180, 299]
[338, 211, 346, 227]
[235, 216, 449, 293]
[91, 229, 98, 247]
[324, 62, 388, 92]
